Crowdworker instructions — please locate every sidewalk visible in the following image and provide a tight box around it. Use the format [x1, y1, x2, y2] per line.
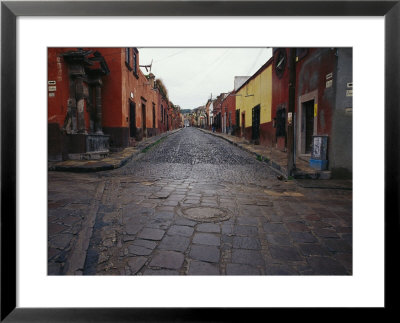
[48, 129, 182, 172]
[198, 128, 331, 180]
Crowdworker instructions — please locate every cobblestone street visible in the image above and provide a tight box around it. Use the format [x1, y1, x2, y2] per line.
[48, 127, 352, 275]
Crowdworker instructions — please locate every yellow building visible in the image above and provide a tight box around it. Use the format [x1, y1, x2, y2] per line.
[236, 58, 273, 145]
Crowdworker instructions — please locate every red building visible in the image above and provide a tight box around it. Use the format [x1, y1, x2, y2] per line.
[271, 48, 352, 176]
[48, 47, 178, 161]
[212, 93, 227, 132]
[220, 90, 236, 134]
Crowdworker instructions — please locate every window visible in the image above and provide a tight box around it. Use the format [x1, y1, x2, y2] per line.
[296, 48, 308, 62]
[125, 48, 132, 70]
[133, 51, 137, 75]
[153, 103, 156, 128]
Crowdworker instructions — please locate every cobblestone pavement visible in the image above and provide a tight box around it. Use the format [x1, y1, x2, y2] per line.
[48, 127, 352, 275]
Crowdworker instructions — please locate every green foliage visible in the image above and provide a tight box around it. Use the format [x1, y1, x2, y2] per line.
[155, 79, 168, 100]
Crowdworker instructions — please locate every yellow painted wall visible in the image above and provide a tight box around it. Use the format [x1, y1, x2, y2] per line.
[236, 65, 272, 128]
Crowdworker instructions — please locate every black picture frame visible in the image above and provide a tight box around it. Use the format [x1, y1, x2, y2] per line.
[1, 1, 398, 321]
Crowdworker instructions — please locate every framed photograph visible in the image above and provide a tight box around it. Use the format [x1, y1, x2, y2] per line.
[1, 0, 398, 321]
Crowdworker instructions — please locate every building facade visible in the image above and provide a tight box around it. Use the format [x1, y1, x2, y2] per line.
[270, 47, 353, 176]
[48, 47, 181, 161]
[235, 58, 273, 145]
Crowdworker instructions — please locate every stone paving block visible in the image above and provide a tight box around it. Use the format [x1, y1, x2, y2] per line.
[290, 232, 317, 243]
[162, 200, 180, 207]
[188, 260, 220, 275]
[298, 243, 330, 257]
[231, 249, 265, 266]
[341, 233, 352, 244]
[127, 256, 147, 274]
[285, 221, 309, 232]
[151, 191, 171, 199]
[48, 262, 63, 275]
[48, 247, 59, 261]
[263, 223, 288, 234]
[158, 235, 190, 252]
[174, 217, 197, 227]
[48, 223, 67, 235]
[142, 269, 180, 275]
[137, 228, 165, 241]
[128, 245, 153, 256]
[61, 215, 81, 227]
[236, 216, 259, 226]
[124, 223, 143, 235]
[268, 245, 303, 262]
[169, 194, 186, 201]
[132, 239, 157, 250]
[263, 213, 283, 222]
[123, 206, 154, 218]
[225, 263, 260, 275]
[234, 225, 258, 237]
[192, 233, 220, 246]
[182, 199, 200, 205]
[232, 236, 261, 250]
[146, 218, 172, 230]
[303, 214, 321, 221]
[201, 201, 219, 207]
[167, 225, 194, 237]
[264, 264, 298, 275]
[149, 250, 184, 270]
[48, 233, 74, 250]
[306, 256, 348, 275]
[334, 254, 352, 273]
[335, 226, 352, 234]
[221, 223, 233, 235]
[239, 205, 262, 218]
[196, 223, 220, 233]
[264, 233, 292, 246]
[122, 235, 136, 242]
[309, 221, 333, 230]
[323, 239, 352, 253]
[221, 234, 233, 245]
[190, 245, 220, 263]
[312, 228, 340, 239]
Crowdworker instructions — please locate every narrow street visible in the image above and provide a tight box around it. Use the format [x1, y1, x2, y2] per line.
[48, 127, 352, 275]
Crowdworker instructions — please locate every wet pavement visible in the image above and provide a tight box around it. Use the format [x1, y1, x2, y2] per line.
[48, 127, 352, 275]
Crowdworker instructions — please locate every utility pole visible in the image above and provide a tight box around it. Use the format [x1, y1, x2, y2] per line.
[287, 48, 296, 177]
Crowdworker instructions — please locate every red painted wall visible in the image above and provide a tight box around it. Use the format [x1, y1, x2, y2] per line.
[47, 48, 73, 127]
[221, 91, 236, 128]
[271, 48, 290, 150]
[295, 48, 336, 137]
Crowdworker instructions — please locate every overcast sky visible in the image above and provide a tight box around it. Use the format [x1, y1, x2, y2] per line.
[138, 47, 272, 111]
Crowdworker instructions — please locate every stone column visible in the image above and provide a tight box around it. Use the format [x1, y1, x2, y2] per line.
[69, 78, 77, 133]
[95, 85, 103, 134]
[75, 77, 86, 133]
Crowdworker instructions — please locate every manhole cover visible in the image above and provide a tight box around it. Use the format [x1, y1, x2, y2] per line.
[176, 205, 232, 222]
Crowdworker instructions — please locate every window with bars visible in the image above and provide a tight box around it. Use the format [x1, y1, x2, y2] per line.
[133, 51, 138, 75]
[125, 48, 132, 71]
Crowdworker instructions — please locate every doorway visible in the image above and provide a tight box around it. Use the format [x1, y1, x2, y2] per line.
[252, 105, 260, 143]
[129, 101, 136, 137]
[302, 100, 314, 154]
[142, 103, 146, 137]
[241, 112, 245, 137]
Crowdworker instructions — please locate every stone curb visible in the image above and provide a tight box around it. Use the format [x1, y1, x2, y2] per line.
[49, 128, 182, 173]
[196, 128, 289, 178]
[197, 128, 332, 180]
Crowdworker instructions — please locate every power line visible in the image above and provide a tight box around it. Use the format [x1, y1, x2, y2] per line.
[247, 48, 268, 75]
[153, 49, 188, 63]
